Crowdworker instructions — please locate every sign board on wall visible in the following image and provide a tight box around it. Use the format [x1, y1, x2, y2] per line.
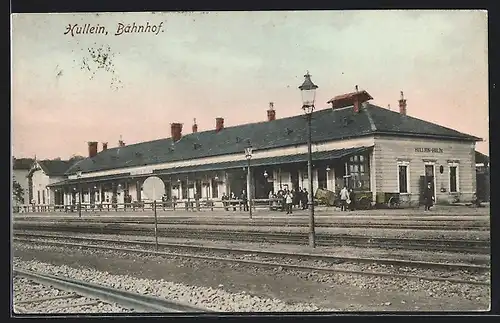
[131, 169, 153, 176]
[415, 148, 444, 153]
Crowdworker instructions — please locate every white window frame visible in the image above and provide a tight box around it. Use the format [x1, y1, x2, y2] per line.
[397, 161, 411, 194]
[448, 162, 460, 193]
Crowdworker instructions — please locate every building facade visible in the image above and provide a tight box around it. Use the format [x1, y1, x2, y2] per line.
[475, 151, 490, 202]
[12, 157, 34, 206]
[48, 89, 482, 208]
[28, 159, 76, 205]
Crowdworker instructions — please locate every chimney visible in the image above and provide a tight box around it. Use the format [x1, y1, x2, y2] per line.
[171, 122, 183, 142]
[118, 135, 125, 147]
[192, 118, 198, 133]
[353, 85, 360, 113]
[267, 102, 276, 121]
[102, 142, 108, 151]
[215, 117, 224, 132]
[399, 91, 407, 116]
[88, 141, 98, 158]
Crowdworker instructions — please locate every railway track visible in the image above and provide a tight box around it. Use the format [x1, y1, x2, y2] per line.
[13, 268, 208, 313]
[14, 232, 491, 270]
[13, 217, 491, 231]
[13, 223, 491, 254]
[13, 233, 490, 286]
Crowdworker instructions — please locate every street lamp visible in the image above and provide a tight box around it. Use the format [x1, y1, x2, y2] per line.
[177, 178, 181, 201]
[244, 141, 253, 219]
[299, 71, 318, 248]
[76, 171, 82, 217]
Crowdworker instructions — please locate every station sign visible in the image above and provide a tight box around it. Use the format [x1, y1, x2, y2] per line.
[414, 148, 444, 153]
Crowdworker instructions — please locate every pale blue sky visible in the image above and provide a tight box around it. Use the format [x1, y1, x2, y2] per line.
[11, 10, 489, 158]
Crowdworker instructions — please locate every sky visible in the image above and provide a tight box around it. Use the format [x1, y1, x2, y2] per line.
[11, 10, 489, 159]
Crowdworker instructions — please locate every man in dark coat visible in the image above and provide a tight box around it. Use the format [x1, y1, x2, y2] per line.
[221, 193, 229, 211]
[302, 189, 309, 209]
[241, 190, 248, 211]
[348, 189, 356, 211]
[424, 183, 434, 211]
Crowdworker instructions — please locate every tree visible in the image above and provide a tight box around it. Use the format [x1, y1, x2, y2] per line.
[13, 179, 25, 204]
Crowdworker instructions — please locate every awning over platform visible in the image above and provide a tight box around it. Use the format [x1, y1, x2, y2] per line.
[48, 146, 373, 186]
[47, 172, 132, 187]
[154, 146, 373, 176]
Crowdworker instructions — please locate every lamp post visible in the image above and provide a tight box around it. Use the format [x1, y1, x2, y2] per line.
[244, 142, 253, 219]
[299, 71, 318, 248]
[326, 166, 331, 190]
[76, 171, 82, 217]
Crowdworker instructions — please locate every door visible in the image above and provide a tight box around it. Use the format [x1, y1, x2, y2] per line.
[135, 181, 141, 201]
[290, 170, 300, 191]
[228, 170, 246, 196]
[165, 181, 171, 200]
[195, 180, 202, 199]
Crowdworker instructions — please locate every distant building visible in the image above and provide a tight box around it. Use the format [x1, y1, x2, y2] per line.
[48, 88, 483, 208]
[27, 159, 76, 205]
[12, 157, 34, 206]
[475, 151, 490, 202]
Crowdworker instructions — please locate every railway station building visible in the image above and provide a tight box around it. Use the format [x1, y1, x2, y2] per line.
[47, 89, 482, 208]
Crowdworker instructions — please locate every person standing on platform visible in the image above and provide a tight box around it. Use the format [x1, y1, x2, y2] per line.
[348, 188, 356, 211]
[302, 189, 309, 209]
[230, 192, 237, 211]
[285, 190, 293, 214]
[221, 192, 229, 211]
[424, 183, 434, 211]
[340, 186, 349, 212]
[241, 189, 248, 211]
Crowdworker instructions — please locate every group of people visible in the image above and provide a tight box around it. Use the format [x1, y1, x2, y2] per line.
[268, 188, 310, 214]
[221, 191, 247, 211]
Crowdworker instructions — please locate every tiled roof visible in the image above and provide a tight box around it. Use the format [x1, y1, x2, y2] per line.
[66, 104, 481, 175]
[38, 160, 76, 176]
[365, 105, 482, 140]
[475, 151, 489, 164]
[13, 158, 35, 170]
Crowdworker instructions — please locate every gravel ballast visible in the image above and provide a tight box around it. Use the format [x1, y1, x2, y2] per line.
[13, 258, 332, 313]
[13, 242, 490, 311]
[16, 237, 490, 283]
[18, 231, 490, 265]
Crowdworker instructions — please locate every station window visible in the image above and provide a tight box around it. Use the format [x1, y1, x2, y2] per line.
[347, 154, 370, 191]
[449, 163, 459, 193]
[397, 161, 410, 194]
[37, 191, 40, 204]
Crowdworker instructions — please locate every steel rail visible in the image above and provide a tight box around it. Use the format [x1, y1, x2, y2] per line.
[13, 217, 491, 228]
[14, 223, 491, 254]
[13, 232, 491, 271]
[13, 238, 490, 286]
[13, 222, 491, 244]
[13, 269, 210, 313]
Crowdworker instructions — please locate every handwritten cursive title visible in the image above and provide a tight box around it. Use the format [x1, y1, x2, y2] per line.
[64, 21, 165, 37]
